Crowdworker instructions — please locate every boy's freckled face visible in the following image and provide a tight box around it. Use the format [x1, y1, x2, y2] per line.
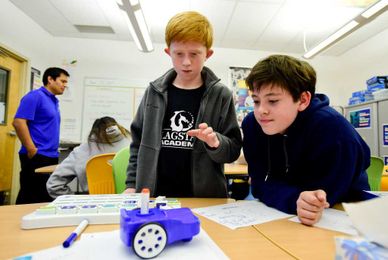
[165, 41, 212, 85]
[252, 85, 302, 135]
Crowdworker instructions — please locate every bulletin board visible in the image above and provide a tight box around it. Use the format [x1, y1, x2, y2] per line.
[82, 78, 145, 141]
[228, 66, 252, 126]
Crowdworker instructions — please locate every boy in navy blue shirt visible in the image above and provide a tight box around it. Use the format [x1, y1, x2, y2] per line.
[13, 67, 69, 204]
[242, 55, 372, 225]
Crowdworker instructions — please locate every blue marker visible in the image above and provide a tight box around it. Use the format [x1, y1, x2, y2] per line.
[63, 219, 89, 248]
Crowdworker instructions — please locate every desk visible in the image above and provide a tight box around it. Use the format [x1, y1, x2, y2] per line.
[0, 199, 292, 259]
[254, 218, 343, 260]
[35, 164, 58, 174]
[224, 163, 248, 177]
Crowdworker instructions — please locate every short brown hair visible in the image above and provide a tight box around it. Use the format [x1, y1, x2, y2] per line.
[165, 11, 213, 49]
[246, 55, 316, 101]
[43, 67, 69, 86]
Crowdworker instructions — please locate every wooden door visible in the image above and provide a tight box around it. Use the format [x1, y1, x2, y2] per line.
[0, 47, 25, 203]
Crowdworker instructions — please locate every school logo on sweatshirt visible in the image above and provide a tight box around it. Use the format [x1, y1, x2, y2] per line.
[161, 110, 195, 149]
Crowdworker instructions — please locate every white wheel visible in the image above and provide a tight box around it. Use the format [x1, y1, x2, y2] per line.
[132, 223, 167, 259]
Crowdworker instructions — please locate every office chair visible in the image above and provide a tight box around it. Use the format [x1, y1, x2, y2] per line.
[366, 156, 384, 191]
[86, 153, 116, 194]
[112, 147, 130, 194]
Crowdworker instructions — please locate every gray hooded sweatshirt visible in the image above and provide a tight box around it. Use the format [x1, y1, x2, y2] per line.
[47, 127, 130, 198]
[126, 67, 242, 197]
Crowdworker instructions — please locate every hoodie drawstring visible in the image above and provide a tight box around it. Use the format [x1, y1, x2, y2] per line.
[283, 134, 290, 174]
[265, 138, 271, 182]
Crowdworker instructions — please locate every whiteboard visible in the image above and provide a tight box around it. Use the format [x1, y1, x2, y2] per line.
[82, 85, 134, 141]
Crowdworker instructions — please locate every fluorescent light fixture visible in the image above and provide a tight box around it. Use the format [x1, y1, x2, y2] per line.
[116, 0, 153, 52]
[303, 0, 388, 59]
[361, 0, 388, 18]
[303, 20, 359, 59]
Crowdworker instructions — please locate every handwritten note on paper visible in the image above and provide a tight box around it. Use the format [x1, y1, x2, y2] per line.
[192, 200, 293, 229]
[14, 229, 228, 260]
[289, 208, 359, 236]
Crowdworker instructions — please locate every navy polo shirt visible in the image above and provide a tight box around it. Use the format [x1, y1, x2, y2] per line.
[15, 87, 60, 157]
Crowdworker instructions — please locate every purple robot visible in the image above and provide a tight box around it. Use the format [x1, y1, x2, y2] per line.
[120, 206, 200, 259]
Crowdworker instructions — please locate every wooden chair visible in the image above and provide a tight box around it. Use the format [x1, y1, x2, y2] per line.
[366, 156, 384, 191]
[86, 153, 116, 194]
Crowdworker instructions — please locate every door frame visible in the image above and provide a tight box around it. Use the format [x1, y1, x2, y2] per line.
[0, 43, 30, 204]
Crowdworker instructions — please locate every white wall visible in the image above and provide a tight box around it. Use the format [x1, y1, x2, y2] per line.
[0, 1, 56, 73]
[1, 0, 388, 143]
[335, 27, 388, 96]
[2, 0, 387, 204]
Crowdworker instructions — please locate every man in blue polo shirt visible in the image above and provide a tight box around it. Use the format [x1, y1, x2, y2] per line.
[13, 67, 69, 204]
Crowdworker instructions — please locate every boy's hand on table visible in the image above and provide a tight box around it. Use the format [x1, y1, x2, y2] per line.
[296, 189, 329, 226]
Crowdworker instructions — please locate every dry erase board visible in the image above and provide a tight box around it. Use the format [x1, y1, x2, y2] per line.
[82, 78, 135, 141]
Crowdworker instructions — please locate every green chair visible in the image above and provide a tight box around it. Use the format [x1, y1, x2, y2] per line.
[112, 147, 130, 193]
[366, 156, 384, 191]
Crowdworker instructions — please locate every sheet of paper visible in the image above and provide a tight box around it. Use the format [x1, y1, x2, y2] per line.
[343, 196, 388, 248]
[192, 200, 293, 229]
[364, 190, 388, 197]
[289, 208, 358, 236]
[14, 228, 228, 260]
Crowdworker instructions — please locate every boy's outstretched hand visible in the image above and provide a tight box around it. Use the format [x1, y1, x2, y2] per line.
[187, 122, 220, 148]
[296, 189, 330, 226]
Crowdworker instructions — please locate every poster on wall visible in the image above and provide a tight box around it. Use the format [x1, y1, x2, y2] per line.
[383, 124, 388, 146]
[349, 108, 371, 128]
[228, 66, 252, 126]
[30, 67, 41, 90]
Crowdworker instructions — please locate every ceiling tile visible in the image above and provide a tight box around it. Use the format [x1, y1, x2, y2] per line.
[222, 1, 281, 49]
[10, 0, 78, 35]
[8, 0, 387, 57]
[50, 0, 109, 26]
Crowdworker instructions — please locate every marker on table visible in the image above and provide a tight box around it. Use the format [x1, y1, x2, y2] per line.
[63, 219, 89, 248]
[140, 188, 150, 214]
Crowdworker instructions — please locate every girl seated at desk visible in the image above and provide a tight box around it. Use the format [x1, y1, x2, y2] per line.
[47, 116, 130, 198]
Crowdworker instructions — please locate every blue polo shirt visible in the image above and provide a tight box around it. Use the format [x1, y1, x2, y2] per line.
[15, 87, 60, 157]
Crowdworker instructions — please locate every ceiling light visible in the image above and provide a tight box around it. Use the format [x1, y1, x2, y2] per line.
[116, 0, 153, 52]
[361, 0, 388, 18]
[303, 0, 388, 59]
[303, 20, 359, 59]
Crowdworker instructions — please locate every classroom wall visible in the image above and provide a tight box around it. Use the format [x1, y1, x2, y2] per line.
[52, 37, 350, 141]
[1, 0, 387, 204]
[1, 0, 388, 142]
[0, 1, 55, 74]
[335, 26, 388, 95]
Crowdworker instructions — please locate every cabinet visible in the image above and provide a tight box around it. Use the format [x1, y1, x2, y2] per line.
[344, 97, 388, 165]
